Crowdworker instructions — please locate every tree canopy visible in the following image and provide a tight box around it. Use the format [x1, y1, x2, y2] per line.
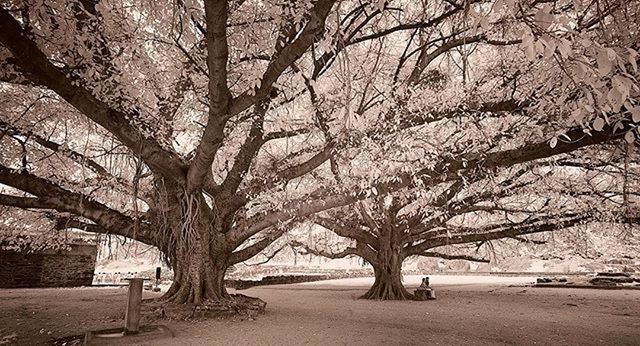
[0, 0, 638, 303]
[293, 143, 640, 299]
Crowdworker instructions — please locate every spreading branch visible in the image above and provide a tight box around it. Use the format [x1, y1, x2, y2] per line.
[0, 164, 152, 244]
[290, 240, 360, 259]
[0, 8, 187, 182]
[418, 251, 490, 263]
[230, 120, 628, 245]
[228, 228, 286, 264]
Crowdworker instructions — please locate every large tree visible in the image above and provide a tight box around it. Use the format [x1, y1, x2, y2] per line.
[0, 0, 637, 305]
[294, 145, 640, 300]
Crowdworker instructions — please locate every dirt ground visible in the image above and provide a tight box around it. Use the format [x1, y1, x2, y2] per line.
[1, 276, 639, 345]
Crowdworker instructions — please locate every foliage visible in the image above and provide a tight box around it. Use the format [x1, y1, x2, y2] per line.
[0, 0, 638, 302]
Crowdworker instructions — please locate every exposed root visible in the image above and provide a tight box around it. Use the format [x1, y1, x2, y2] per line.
[143, 294, 266, 322]
[160, 273, 229, 305]
[360, 279, 416, 300]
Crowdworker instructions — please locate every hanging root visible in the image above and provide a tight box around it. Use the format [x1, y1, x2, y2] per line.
[178, 192, 199, 248]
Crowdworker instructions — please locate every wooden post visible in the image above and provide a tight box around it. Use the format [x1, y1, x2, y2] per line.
[124, 278, 144, 334]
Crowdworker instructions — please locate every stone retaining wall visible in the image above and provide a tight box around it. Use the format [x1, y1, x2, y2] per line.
[0, 244, 97, 288]
[226, 268, 376, 290]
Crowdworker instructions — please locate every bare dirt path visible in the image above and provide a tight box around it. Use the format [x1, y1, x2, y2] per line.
[1, 277, 639, 345]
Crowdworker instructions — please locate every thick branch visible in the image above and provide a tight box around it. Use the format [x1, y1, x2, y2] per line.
[349, 4, 474, 45]
[314, 215, 379, 248]
[229, 0, 337, 115]
[219, 101, 269, 195]
[230, 121, 627, 246]
[1, 120, 111, 177]
[186, 0, 232, 193]
[396, 100, 524, 132]
[0, 194, 48, 209]
[53, 216, 109, 234]
[228, 228, 286, 264]
[408, 35, 521, 84]
[228, 192, 355, 248]
[0, 8, 187, 182]
[232, 142, 336, 208]
[418, 251, 490, 263]
[290, 240, 360, 259]
[0, 165, 152, 244]
[264, 128, 312, 141]
[405, 213, 590, 255]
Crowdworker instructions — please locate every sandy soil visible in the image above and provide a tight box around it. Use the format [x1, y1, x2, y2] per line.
[1, 277, 639, 345]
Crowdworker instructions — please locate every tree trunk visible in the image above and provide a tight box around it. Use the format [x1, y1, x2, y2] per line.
[162, 245, 230, 304]
[359, 221, 414, 300]
[360, 246, 413, 300]
[153, 189, 232, 305]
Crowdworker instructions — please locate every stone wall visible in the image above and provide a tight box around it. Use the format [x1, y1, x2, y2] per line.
[0, 243, 97, 288]
[226, 268, 377, 290]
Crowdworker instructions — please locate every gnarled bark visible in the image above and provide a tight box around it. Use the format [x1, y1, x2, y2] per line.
[163, 249, 229, 304]
[149, 183, 234, 305]
[360, 222, 414, 300]
[361, 253, 413, 300]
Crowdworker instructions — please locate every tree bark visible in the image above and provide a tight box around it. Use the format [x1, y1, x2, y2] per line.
[160, 227, 240, 305]
[149, 184, 234, 305]
[361, 252, 413, 300]
[360, 224, 413, 300]
[162, 245, 230, 304]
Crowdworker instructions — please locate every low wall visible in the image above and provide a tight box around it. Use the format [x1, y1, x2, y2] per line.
[226, 268, 376, 289]
[0, 244, 97, 288]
